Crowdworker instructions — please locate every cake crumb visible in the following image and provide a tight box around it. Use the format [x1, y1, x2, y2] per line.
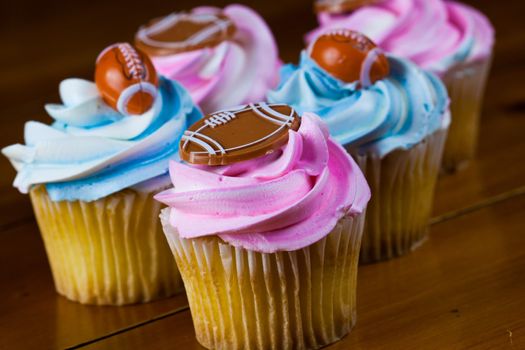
[507, 329, 513, 346]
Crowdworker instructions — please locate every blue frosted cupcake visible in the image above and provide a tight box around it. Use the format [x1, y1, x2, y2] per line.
[268, 30, 450, 262]
[2, 43, 202, 304]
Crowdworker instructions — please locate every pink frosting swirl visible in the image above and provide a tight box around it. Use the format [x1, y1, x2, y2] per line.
[307, 0, 494, 75]
[150, 4, 281, 113]
[155, 113, 370, 253]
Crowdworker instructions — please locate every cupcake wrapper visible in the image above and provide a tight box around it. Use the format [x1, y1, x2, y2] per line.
[30, 185, 183, 305]
[161, 211, 365, 350]
[353, 128, 447, 263]
[441, 56, 493, 172]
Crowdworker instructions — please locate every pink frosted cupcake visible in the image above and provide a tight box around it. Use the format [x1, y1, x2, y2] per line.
[308, 0, 495, 172]
[156, 103, 370, 349]
[135, 4, 280, 114]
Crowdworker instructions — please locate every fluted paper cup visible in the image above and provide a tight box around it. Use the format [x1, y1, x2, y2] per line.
[161, 210, 366, 350]
[352, 127, 447, 263]
[30, 185, 183, 305]
[441, 56, 492, 172]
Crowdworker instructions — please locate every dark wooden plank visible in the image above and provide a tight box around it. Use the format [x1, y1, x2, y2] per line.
[433, 64, 525, 217]
[81, 193, 525, 350]
[0, 220, 189, 350]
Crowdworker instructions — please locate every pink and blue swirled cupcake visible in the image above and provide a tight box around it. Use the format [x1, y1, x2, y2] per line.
[135, 4, 280, 114]
[2, 43, 202, 305]
[308, 0, 495, 171]
[156, 103, 370, 349]
[268, 30, 450, 262]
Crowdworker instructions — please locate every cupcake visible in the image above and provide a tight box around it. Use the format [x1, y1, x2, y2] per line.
[268, 30, 450, 262]
[307, 0, 494, 172]
[135, 4, 280, 114]
[2, 43, 202, 305]
[156, 103, 370, 349]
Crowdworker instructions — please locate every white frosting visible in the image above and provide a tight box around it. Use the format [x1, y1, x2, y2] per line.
[2, 77, 200, 201]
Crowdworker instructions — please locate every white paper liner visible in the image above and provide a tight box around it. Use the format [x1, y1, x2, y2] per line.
[353, 127, 447, 263]
[161, 211, 365, 350]
[30, 185, 183, 305]
[441, 56, 493, 172]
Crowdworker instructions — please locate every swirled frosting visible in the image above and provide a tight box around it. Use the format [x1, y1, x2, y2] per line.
[267, 53, 450, 157]
[155, 113, 370, 253]
[2, 77, 202, 201]
[307, 0, 494, 75]
[144, 4, 280, 113]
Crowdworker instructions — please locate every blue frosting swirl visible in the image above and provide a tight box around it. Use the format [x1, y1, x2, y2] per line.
[267, 52, 449, 157]
[2, 77, 202, 201]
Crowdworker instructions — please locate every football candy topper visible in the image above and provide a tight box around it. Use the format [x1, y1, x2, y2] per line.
[180, 102, 301, 166]
[309, 29, 389, 87]
[314, 0, 384, 14]
[135, 12, 236, 55]
[95, 43, 158, 116]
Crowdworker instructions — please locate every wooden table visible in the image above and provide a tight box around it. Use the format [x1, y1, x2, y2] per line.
[1, 0, 524, 349]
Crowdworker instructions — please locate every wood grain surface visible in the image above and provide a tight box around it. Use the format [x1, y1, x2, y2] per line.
[0, 0, 524, 349]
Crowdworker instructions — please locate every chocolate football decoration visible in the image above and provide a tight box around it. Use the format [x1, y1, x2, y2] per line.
[309, 29, 389, 87]
[95, 43, 158, 116]
[315, 0, 383, 14]
[135, 12, 236, 56]
[180, 103, 301, 166]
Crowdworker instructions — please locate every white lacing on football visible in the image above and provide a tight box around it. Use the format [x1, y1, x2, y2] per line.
[360, 47, 382, 88]
[330, 28, 352, 37]
[204, 111, 237, 128]
[328, 28, 369, 50]
[116, 82, 158, 116]
[181, 130, 226, 155]
[118, 43, 145, 79]
[137, 13, 230, 49]
[250, 102, 295, 126]
[185, 15, 230, 46]
[181, 103, 296, 156]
